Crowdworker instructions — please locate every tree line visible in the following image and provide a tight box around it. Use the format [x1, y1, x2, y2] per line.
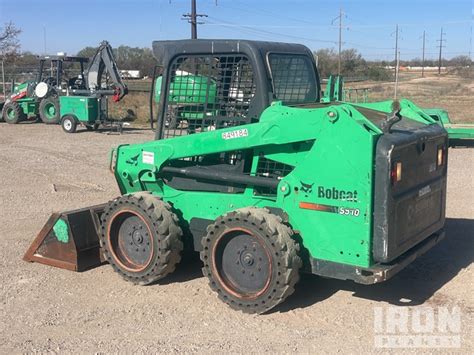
[314, 48, 472, 80]
[1, 22, 472, 82]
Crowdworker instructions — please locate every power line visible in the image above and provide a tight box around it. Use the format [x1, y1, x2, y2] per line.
[201, 20, 471, 30]
[215, 2, 317, 26]
[205, 16, 337, 44]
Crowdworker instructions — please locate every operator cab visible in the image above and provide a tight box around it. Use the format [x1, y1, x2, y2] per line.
[36, 55, 89, 93]
[152, 39, 321, 140]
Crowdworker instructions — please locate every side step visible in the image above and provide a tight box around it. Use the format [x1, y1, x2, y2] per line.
[23, 204, 106, 271]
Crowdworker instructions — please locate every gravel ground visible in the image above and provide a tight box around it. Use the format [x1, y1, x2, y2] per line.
[0, 122, 472, 353]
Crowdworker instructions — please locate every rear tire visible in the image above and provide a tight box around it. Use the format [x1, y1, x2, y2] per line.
[200, 207, 302, 314]
[3, 101, 26, 124]
[61, 115, 77, 133]
[39, 96, 60, 124]
[100, 192, 183, 285]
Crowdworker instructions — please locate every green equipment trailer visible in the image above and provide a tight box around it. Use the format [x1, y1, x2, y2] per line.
[1, 41, 128, 132]
[25, 40, 448, 314]
[424, 108, 474, 147]
[324, 75, 474, 147]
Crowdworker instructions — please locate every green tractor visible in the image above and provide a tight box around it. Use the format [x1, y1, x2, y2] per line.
[25, 40, 448, 314]
[1, 41, 127, 132]
[155, 71, 218, 128]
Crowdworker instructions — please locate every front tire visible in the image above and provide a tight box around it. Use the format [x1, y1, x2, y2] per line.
[61, 115, 77, 133]
[100, 192, 183, 285]
[39, 96, 60, 124]
[200, 207, 302, 314]
[3, 101, 26, 124]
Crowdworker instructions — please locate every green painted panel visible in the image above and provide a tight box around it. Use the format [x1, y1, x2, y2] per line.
[59, 96, 99, 122]
[111, 99, 439, 269]
[53, 219, 69, 243]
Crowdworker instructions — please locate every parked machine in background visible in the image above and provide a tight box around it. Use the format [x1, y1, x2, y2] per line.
[1, 41, 128, 133]
[324, 74, 474, 147]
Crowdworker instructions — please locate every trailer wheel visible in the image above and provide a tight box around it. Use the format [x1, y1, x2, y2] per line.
[201, 207, 302, 314]
[39, 96, 60, 124]
[100, 192, 183, 285]
[3, 101, 26, 124]
[61, 115, 77, 133]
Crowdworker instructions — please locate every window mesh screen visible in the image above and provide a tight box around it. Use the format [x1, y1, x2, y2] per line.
[268, 54, 317, 104]
[162, 55, 256, 139]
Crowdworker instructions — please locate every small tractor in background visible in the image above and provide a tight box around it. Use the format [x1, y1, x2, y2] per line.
[25, 40, 449, 314]
[0, 41, 127, 133]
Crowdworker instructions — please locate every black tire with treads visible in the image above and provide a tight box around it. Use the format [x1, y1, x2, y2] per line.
[100, 192, 183, 285]
[39, 96, 60, 124]
[200, 207, 302, 314]
[3, 101, 26, 124]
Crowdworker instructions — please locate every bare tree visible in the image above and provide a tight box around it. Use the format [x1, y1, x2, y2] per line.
[0, 22, 21, 59]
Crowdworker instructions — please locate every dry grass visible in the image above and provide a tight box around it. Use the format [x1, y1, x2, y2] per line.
[107, 92, 155, 124]
[347, 73, 474, 123]
[110, 73, 474, 124]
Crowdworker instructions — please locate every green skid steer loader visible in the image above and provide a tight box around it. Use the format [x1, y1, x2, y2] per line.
[25, 40, 448, 314]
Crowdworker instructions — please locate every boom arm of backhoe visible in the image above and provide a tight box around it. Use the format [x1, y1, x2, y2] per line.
[86, 41, 128, 101]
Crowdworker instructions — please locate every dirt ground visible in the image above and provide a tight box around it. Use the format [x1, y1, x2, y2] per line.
[0, 123, 472, 353]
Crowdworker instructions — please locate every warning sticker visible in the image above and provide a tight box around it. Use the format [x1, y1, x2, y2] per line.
[142, 151, 155, 165]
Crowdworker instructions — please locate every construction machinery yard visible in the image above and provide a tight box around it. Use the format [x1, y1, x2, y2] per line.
[0, 38, 472, 352]
[0, 123, 472, 352]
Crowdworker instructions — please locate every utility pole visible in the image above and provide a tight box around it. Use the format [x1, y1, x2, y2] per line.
[182, 0, 208, 39]
[421, 30, 426, 78]
[1, 59, 5, 100]
[338, 7, 342, 75]
[469, 25, 472, 61]
[332, 8, 344, 75]
[43, 26, 47, 55]
[437, 27, 446, 75]
[394, 51, 400, 99]
[394, 24, 399, 65]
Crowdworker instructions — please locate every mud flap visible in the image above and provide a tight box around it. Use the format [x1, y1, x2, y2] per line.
[23, 204, 106, 271]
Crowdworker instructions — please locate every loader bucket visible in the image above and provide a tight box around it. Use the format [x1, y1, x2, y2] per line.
[23, 204, 106, 271]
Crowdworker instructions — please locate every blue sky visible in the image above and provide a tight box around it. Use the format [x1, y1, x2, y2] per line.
[0, 0, 472, 60]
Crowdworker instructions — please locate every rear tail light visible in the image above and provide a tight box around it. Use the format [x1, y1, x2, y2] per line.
[391, 161, 402, 184]
[437, 145, 445, 167]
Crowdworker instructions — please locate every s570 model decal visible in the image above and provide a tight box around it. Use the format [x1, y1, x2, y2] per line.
[338, 207, 360, 217]
[299, 202, 360, 217]
[222, 128, 249, 140]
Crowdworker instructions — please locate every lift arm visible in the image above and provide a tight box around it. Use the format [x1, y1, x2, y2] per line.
[86, 41, 128, 101]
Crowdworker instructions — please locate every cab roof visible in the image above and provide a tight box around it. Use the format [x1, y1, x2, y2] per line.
[152, 39, 313, 65]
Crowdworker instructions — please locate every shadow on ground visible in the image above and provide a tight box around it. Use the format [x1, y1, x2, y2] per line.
[75, 126, 151, 135]
[121, 218, 472, 312]
[156, 252, 204, 285]
[273, 218, 473, 313]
